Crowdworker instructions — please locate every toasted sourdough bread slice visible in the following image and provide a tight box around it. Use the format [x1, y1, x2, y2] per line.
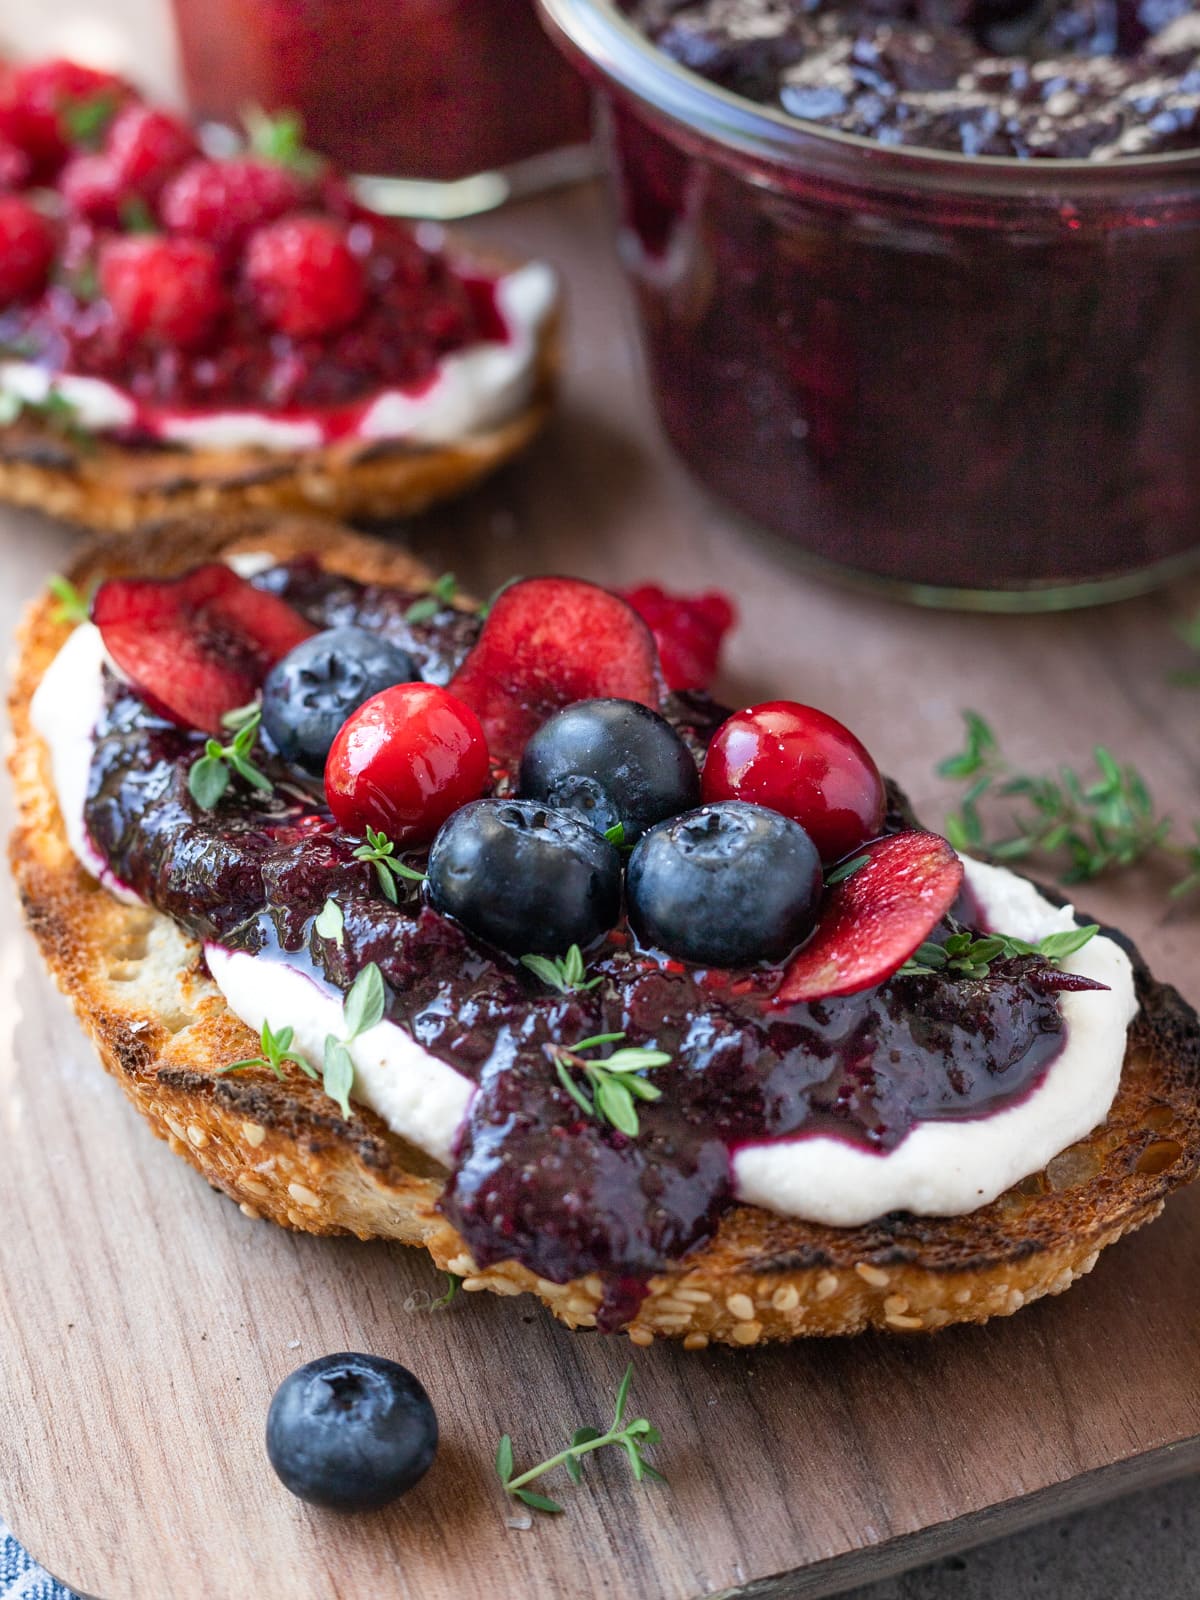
[0, 260, 558, 534]
[10, 514, 1200, 1346]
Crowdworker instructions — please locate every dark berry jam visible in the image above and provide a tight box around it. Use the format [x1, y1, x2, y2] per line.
[1, 221, 495, 416]
[83, 562, 1071, 1318]
[631, 0, 1200, 158]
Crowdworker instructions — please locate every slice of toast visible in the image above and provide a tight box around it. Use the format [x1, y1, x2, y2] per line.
[0, 262, 558, 534]
[10, 514, 1200, 1346]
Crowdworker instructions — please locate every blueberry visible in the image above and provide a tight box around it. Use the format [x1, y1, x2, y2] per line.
[519, 697, 700, 845]
[266, 1352, 437, 1512]
[427, 798, 622, 957]
[626, 801, 822, 966]
[262, 627, 419, 772]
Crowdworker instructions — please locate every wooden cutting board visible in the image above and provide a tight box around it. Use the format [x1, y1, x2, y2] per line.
[2, 183, 1200, 1600]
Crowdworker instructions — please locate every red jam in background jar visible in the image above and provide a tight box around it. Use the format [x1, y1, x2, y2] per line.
[171, 0, 592, 183]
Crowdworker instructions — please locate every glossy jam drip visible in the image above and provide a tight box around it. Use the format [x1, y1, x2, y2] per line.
[82, 561, 1068, 1318]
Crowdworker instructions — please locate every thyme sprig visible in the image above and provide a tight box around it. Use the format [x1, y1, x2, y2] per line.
[188, 702, 272, 809]
[405, 572, 459, 624]
[0, 384, 93, 448]
[353, 826, 427, 902]
[552, 1032, 670, 1138]
[62, 89, 120, 146]
[899, 925, 1100, 980]
[321, 961, 386, 1118]
[243, 105, 323, 174]
[825, 851, 869, 887]
[47, 574, 93, 626]
[520, 944, 602, 995]
[496, 1363, 664, 1515]
[431, 1272, 461, 1311]
[939, 712, 1200, 895]
[221, 1019, 311, 1080]
[314, 897, 345, 946]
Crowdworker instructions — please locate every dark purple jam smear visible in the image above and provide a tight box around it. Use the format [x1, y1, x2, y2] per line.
[82, 561, 1069, 1320]
[630, 0, 1200, 157]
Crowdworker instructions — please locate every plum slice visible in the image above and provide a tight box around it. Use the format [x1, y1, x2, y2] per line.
[774, 830, 964, 1005]
[92, 563, 316, 734]
[448, 576, 665, 768]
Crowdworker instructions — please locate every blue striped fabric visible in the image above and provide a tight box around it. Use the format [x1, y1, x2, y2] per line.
[0, 1521, 77, 1600]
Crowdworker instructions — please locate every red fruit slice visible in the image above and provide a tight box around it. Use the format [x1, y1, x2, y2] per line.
[774, 830, 964, 1005]
[92, 564, 317, 735]
[447, 577, 665, 767]
[620, 583, 736, 692]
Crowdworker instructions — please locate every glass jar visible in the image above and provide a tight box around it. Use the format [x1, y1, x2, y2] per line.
[538, 0, 1200, 608]
[171, 0, 595, 216]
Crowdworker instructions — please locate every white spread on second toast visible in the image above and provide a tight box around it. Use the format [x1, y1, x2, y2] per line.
[34, 622, 1138, 1221]
[0, 260, 556, 454]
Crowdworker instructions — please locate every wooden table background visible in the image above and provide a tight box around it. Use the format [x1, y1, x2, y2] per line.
[1, 183, 1199, 1600]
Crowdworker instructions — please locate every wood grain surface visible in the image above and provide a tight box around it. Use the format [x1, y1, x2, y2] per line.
[2, 182, 1200, 1600]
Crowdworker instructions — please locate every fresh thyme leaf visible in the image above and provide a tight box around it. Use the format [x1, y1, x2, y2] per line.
[937, 712, 1196, 893]
[353, 826, 427, 901]
[187, 705, 271, 808]
[552, 1034, 670, 1136]
[496, 1364, 663, 1516]
[62, 89, 120, 146]
[603, 821, 626, 847]
[344, 962, 386, 1038]
[119, 196, 158, 234]
[47, 574, 93, 626]
[242, 105, 323, 174]
[520, 944, 602, 995]
[1038, 924, 1101, 961]
[898, 925, 1100, 980]
[430, 1272, 461, 1311]
[314, 897, 345, 946]
[405, 572, 458, 624]
[825, 852, 869, 887]
[322, 1036, 355, 1119]
[220, 1020, 312, 1080]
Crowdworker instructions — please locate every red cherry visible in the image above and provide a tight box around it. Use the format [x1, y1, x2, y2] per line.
[775, 831, 964, 1005]
[325, 683, 490, 845]
[0, 195, 55, 304]
[92, 564, 316, 734]
[702, 700, 885, 863]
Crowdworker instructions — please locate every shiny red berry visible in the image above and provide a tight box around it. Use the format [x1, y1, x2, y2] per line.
[160, 157, 308, 260]
[2, 58, 128, 177]
[99, 235, 227, 351]
[59, 151, 122, 223]
[105, 104, 197, 200]
[245, 215, 367, 338]
[325, 684, 490, 844]
[620, 584, 736, 692]
[702, 700, 885, 864]
[0, 196, 54, 304]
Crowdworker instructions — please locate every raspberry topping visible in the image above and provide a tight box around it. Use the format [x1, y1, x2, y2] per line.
[620, 584, 736, 692]
[98, 235, 228, 352]
[245, 215, 368, 338]
[0, 58, 128, 177]
[775, 831, 965, 1003]
[104, 104, 198, 201]
[160, 157, 310, 260]
[0, 196, 55, 306]
[92, 564, 317, 733]
[59, 152, 122, 224]
[449, 578, 666, 768]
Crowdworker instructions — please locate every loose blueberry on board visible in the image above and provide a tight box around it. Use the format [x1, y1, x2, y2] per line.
[702, 700, 886, 864]
[266, 1352, 438, 1512]
[427, 798, 622, 957]
[448, 577, 665, 767]
[519, 697, 700, 846]
[324, 682, 489, 843]
[626, 800, 823, 967]
[91, 564, 316, 734]
[774, 830, 964, 1004]
[262, 626, 420, 772]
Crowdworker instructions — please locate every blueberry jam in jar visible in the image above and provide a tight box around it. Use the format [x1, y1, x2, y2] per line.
[538, 0, 1200, 607]
[82, 561, 1079, 1325]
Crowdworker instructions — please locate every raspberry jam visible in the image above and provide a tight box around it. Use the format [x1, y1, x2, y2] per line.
[540, 0, 1200, 605]
[170, 0, 592, 184]
[82, 561, 1072, 1320]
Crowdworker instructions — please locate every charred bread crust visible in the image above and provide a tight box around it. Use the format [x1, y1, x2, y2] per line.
[0, 262, 558, 534]
[9, 514, 1200, 1345]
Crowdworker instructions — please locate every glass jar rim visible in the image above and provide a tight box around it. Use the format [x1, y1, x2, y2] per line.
[538, 0, 1200, 199]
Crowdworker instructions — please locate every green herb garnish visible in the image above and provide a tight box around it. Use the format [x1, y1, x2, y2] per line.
[314, 897, 345, 947]
[496, 1363, 663, 1515]
[62, 89, 120, 147]
[899, 924, 1100, 980]
[1172, 611, 1200, 688]
[353, 826, 427, 902]
[825, 852, 869, 887]
[552, 1032, 670, 1138]
[320, 961, 386, 1119]
[938, 711, 1200, 895]
[187, 702, 271, 809]
[119, 196, 158, 234]
[603, 821, 627, 848]
[0, 383, 94, 448]
[243, 105, 323, 174]
[404, 572, 459, 625]
[430, 1272, 461, 1311]
[220, 1019, 312, 1081]
[47, 574, 93, 626]
[520, 944, 602, 995]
